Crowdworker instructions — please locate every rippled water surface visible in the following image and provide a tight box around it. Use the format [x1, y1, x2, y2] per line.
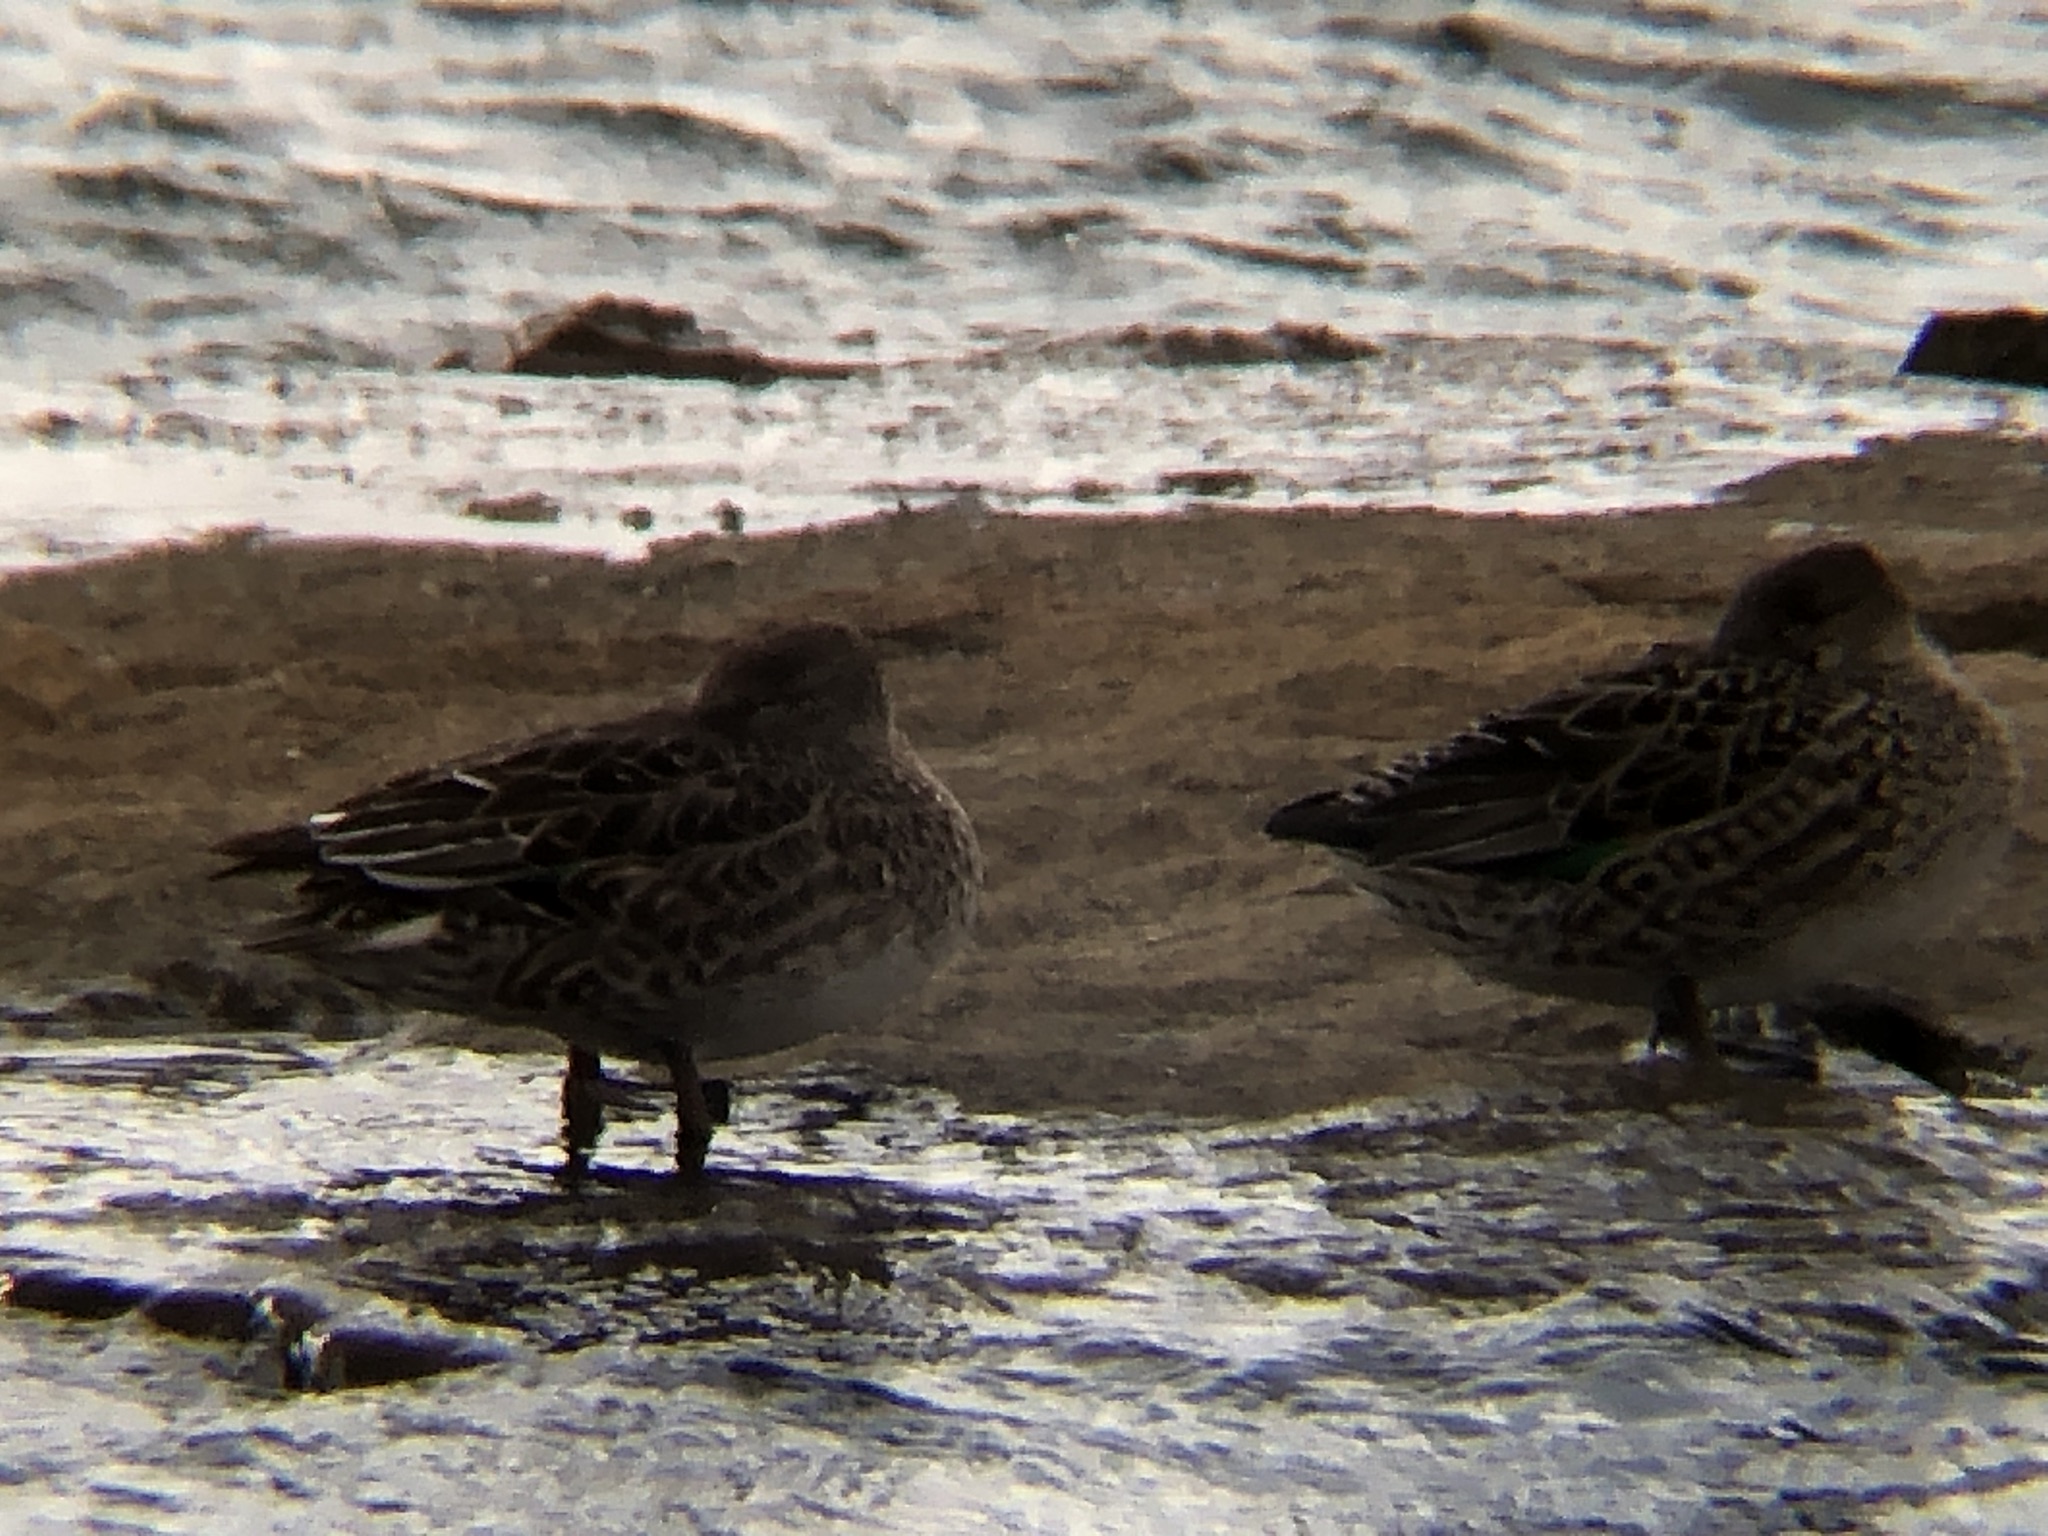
[4, 1042, 2047, 1531]
[5, 5, 2048, 1528]
[0, 0, 2043, 561]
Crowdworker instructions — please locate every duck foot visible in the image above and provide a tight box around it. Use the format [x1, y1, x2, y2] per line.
[1647, 975, 1726, 1074]
[1626, 973, 1783, 1105]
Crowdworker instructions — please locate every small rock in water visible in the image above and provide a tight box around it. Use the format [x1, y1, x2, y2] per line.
[454, 295, 873, 385]
[22, 408, 83, 445]
[3, 1262, 499, 1395]
[286, 1325, 506, 1392]
[1899, 308, 2048, 388]
[1159, 467, 1258, 498]
[1, 1268, 150, 1320]
[1109, 321, 1381, 367]
[139, 1287, 270, 1342]
[463, 491, 562, 525]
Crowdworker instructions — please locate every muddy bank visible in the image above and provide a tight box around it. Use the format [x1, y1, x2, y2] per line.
[5, 429, 2048, 1119]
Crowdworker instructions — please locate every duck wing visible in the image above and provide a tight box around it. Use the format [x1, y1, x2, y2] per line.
[1266, 651, 1858, 882]
[216, 707, 834, 935]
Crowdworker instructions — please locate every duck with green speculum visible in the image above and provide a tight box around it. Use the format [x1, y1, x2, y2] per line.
[1265, 542, 2021, 1075]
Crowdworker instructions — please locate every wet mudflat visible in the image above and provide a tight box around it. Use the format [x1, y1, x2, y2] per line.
[3, 1041, 2046, 1533]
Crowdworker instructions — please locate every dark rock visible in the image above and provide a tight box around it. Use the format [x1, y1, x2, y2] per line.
[422, 0, 575, 22]
[140, 1286, 269, 1341]
[22, 409, 83, 445]
[1270, 323, 1378, 365]
[1160, 468, 1258, 498]
[452, 296, 874, 386]
[1435, 14, 1500, 65]
[285, 1325, 505, 1391]
[463, 491, 561, 525]
[2, 1268, 150, 1320]
[1109, 321, 1380, 367]
[1900, 308, 2048, 388]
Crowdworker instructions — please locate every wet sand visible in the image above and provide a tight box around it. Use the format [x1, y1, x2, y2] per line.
[6, 428, 2048, 1118]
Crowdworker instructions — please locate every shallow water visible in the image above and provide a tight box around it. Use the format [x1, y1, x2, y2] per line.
[8, 335, 2014, 569]
[4, 1040, 2047, 1532]
[1, 0, 2044, 562]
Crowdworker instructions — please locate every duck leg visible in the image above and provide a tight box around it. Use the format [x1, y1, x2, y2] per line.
[661, 1041, 718, 1178]
[560, 1045, 606, 1184]
[702, 1077, 733, 1126]
[1649, 974, 1721, 1067]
